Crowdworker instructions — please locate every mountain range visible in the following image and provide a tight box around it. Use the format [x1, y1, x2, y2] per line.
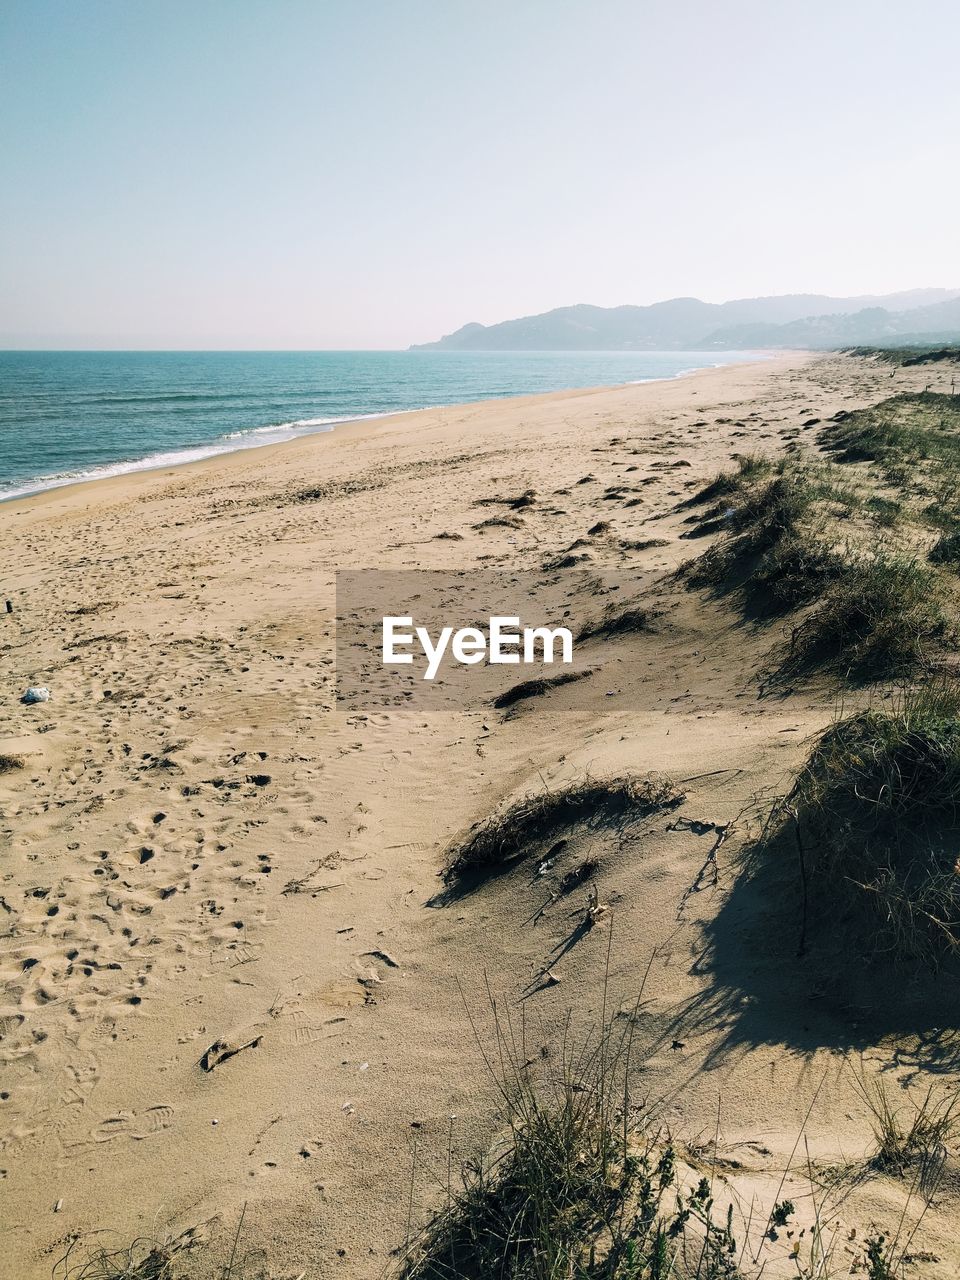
[411, 289, 960, 351]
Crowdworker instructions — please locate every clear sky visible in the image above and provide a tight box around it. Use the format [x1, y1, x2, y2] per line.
[1, 0, 958, 349]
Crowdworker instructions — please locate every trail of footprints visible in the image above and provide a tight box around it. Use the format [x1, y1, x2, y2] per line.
[0, 731, 293, 1155]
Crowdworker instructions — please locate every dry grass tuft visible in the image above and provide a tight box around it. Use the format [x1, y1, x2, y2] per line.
[474, 515, 525, 531]
[620, 537, 670, 551]
[685, 452, 773, 506]
[445, 775, 683, 883]
[576, 605, 650, 641]
[929, 530, 960, 566]
[493, 669, 592, 709]
[54, 1239, 175, 1280]
[853, 1068, 960, 1176]
[53, 1211, 255, 1280]
[475, 489, 537, 510]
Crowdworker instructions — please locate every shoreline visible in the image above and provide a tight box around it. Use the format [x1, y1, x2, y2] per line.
[0, 351, 781, 515]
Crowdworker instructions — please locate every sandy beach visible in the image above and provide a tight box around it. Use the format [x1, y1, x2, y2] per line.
[3, 351, 960, 1279]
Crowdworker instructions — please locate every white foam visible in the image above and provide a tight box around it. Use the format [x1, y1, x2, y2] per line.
[0, 408, 419, 502]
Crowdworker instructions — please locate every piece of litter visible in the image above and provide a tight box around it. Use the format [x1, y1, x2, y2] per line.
[54, 1198, 63, 1213]
[358, 1061, 369, 1071]
[22, 686, 51, 705]
[341, 1102, 355, 1114]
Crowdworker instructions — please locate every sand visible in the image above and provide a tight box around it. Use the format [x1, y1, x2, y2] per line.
[2, 352, 959, 1278]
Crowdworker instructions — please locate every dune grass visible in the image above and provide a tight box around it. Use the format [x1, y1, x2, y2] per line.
[853, 1068, 960, 1176]
[685, 452, 773, 506]
[444, 775, 683, 883]
[820, 394, 960, 490]
[683, 459, 851, 614]
[475, 489, 537, 510]
[845, 345, 960, 367]
[576, 605, 651, 641]
[474, 514, 525, 530]
[864, 495, 903, 528]
[929, 530, 960, 566]
[682, 427, 958, 681]
[493, 669, 592, 709]
[396, 1003, 741, 1280]
[53, 1211, 253, 1280]
[766, 683, 960, 963]
[779, 553, 947, 681]
[53, 991, 945, 1280]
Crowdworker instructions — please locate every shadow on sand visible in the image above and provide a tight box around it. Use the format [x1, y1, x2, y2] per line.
[664, 827, 960, 1077]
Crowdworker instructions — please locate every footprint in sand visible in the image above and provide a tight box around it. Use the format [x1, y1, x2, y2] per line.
[270, 999, 324, 1049]
[93, 1103, 174, 1142]
[58, 1056, 100, 1110]
[92, 1111, 133, 1141]
[135, 1104, 175, 1137]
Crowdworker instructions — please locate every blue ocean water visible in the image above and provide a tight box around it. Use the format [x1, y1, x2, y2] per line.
[0, 350, 757, 501]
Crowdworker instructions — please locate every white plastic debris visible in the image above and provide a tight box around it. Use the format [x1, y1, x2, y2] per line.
[21, 687, 51, 704]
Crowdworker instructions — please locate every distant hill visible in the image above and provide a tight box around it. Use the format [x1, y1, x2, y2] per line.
[411, 290, 960, 351]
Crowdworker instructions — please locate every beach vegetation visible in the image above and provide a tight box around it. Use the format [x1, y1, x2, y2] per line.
[845, 344, 960, 367]
[53, 1212, 254, 1279]
[682, 459, 849, 614]
[444, 775, 682, 883]
[761, 683, 960, 963]
[929, 530, 960, 565]
[685, 452, 772, 506]
[820, 393, 960, 491]
[576, 604, 651, 641]
[54, 1240, 175, 1279]
[853, 1069, 960, 1175]
[396, 1002, 741, 1280]
[778, 553, 946, 681]
[682, 402, 960, 679]
[493, 668, 593, 709]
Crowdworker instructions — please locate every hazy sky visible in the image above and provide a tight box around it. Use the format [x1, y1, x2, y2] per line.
[2, 0, 959, 349]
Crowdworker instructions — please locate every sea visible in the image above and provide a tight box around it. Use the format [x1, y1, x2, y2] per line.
[0, 349, 758, 501]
